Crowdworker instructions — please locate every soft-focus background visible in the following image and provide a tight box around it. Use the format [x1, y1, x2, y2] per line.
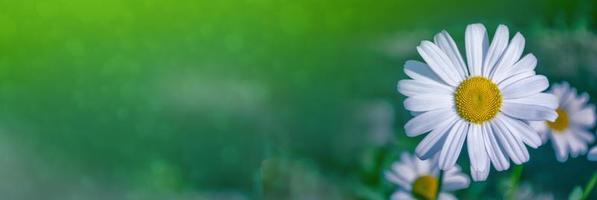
[0, 0, 596, 199]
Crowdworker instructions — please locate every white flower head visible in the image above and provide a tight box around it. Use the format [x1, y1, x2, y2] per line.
[531, 82, 596, 162]
[385, 152, 469, 200]
[398, 23, 558, 181]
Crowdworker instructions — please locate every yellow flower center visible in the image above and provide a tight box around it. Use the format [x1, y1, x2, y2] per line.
[454, 76, 502, 124]
[412, 175, 439, 200]
[546, 108, 569, 132]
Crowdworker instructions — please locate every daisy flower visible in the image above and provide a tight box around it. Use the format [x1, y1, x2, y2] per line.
[398, 23, 558, 181]
[385, 152, 469, 200]
[531, 82, 596, 162]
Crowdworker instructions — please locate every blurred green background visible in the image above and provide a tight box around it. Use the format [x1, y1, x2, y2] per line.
[0, 0, 596, 199]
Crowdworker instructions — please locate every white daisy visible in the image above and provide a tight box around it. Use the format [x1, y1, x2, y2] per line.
[531, 82, 596, 162]
[385, 152, 469, 200]
[398, 23, 558, 181]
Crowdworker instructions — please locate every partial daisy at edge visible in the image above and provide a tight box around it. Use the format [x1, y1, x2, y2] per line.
[397, 23, 558, 181]
[530, 82, 596, 162]
[385, 152, 469, 200]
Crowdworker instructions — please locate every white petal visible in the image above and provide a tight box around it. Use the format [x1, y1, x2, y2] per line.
[404, 95, 453, 112]
[551, 132, 569, 162]
[405, 108, 457, 137]
[398, 79, 453, 97]
[414, 157, 433, 175]
[558, 84, 577, 109]
[501, 102, 558, 122]
[443, 164, 463, 176]
[550, 82, 568, 99]
[483, 24, 509, 77]
[504, 93, 558, 110]
[417, 41, 462, 86]
[500, 116, 542, 148]
[385, 171, 410, 189]
[506, 53, 537, 77]
[416, 118, 458, 159]
[439, 120, 468, 170]
[438, 193, 457, 200]
[567, 92, 590, 111]
[401, 152, 419, 170]
[442, 172, 470, 191]
[501, 75, 549, 99]
[391, 163, 416, 185]
[470, 164, 490, 182]
[484, 122, 510, 171]
[465, 23, 488, 76]
[497, 71, 535, 89]
[529, 121, 550, 142]
[588, 146, 597, 161]
[571, 127, 595, 143]
[491, 32, 525, 82]
[426, 157, 441, 176]
[570, 106, 596, 128]
[434, 30, 468, 79]
[492, 114, 529, 164]
[467, 124, 490, 181]
[391, 191, 415, 200]
[404, 60, 444, 84]
[566, 133, 588, 157]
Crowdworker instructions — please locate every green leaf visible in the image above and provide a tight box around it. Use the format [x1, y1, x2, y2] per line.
[569, 186, 583, 200]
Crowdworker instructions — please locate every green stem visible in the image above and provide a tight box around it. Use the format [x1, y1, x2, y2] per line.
[580, 171, 597, 200]
[436, 170, 444, 200]
[508, 165, 524, 200]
